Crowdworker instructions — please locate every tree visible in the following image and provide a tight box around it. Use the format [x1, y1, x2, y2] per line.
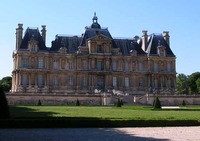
[37, 100, 42, 106]
[195, 78, 200, 94]
[116, 98, 122, 107]
[188, 72, 200, 94]
[76, 99, 80, 106]
[181, 100, 186, 106]
[0, 86, 10, 119]
[0, 76, 12, 92]
[176, 73, 189, 94]
[153, 97, 161, 109]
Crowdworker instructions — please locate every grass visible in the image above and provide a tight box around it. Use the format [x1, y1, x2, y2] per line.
[0, 105, 198, 128]
[10, 105, 200, 121]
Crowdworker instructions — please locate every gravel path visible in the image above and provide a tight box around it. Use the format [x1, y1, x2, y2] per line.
[0, 127, 199, 141]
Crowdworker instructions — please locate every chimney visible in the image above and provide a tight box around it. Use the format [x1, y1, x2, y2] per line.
[16, 23, 23, 50]
[142, 30, 148, 51]
[41, 25, 46, 44]
[163, 31, 170, 46]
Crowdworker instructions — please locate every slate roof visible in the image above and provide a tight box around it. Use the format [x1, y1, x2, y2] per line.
[146, 34, 175, 57]
[113, 39, 146, 55]
[19, 28, 47, 50]
[19, 14, 175, 57]
[50, 35, 81, 53]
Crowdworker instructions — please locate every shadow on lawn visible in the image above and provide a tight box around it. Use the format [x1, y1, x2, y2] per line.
[0, 128, 170, 141]
[10, 106, 56, 118]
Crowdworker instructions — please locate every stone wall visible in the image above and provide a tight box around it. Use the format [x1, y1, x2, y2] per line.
[6, 93, 112, 106]
[6, 93, 200, 106]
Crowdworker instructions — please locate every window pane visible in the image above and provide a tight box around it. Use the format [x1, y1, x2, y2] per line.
[38, 59, 43, 69]
[38, 75, 43, 87]
[112, 61, 117, 71]
[125, 77, 129, 87]
[113, 77, 117, 87]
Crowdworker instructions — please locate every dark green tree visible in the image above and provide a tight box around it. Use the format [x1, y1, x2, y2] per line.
[153, 97, 161, 109]
[37, 100, 42, 106]
[0, 76, 12, 92]
[195, 78, 200, 94]
[176, 73, 189, 94]
[188, 72, 200, 94]
[116, 98, 122, 107]
[0, 86, 10, 119]
[76, 99, 80, 106]
[181, 100, 186, 106]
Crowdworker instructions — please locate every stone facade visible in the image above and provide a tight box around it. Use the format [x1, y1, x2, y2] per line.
[11, 13, 176, 96]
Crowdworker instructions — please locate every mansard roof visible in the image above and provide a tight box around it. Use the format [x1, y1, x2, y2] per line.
[50, 35, 81, 53]
[80, 27, 113, 46]
[113, 39, 146, 56]
[146, 34, 175, 57]
[20, 28, 47, 50]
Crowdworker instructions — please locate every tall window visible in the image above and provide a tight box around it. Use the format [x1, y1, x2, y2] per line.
[113, 76, 117, 87]
[154, 78, 158, 88]
[22, 74, 27, 87]
[154, 62, 158, 72]
[167, 62, 171, 72]
[82, 60, 87, 70]
[68, 61, 73, 69]
[112, 61, 117, 71]
[68, 76, 73, 86]
[82, 76, 88, 87]
[124, 62, 129, 72]
[168, 79, 171, 88]
[139, 78, 143, 87]
[22, 58, 28, 68]
[38, 58, 43, 69]
[139, 62, 143, 71]
[97, 45, 103, 53]
[38, 75, 43, 87]
[53, 76, 58, 86]
[125, 77, 129, 88]
[97, 61, 104, 70]
[53, 60, 58, 69]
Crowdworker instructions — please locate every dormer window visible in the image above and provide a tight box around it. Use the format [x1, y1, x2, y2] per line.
[28, 38, 38, 52]
[157, 41, 166, 57]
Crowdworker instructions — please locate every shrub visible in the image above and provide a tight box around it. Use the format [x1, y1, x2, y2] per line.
[0, 86, 10, 119]
[37, 100, 42, 106]
[153, 97, 161, 109]
[182, 100, 186, 106]
[76, 99, 80, 106]
[120, 99, 124, 106]
[116, 98, 122, 107]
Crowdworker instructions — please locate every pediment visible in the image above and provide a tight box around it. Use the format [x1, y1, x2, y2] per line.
[87, 34, 112, 41]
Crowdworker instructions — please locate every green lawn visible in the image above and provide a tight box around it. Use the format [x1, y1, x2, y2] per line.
[10, 106, 200, 121]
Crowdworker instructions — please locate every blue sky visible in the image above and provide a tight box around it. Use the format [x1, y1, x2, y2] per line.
[0, 0, 200, 79]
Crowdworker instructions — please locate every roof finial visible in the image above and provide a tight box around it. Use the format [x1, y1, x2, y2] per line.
[92, 12, 98, 23]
